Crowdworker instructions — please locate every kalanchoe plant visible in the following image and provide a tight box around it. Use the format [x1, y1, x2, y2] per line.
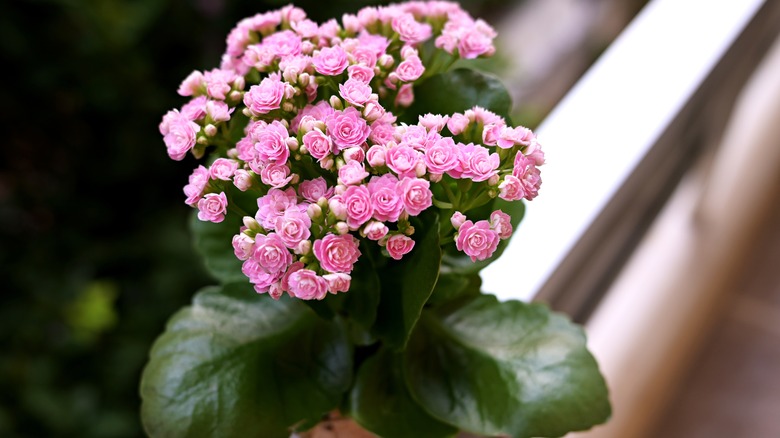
[141, 2, 611, 437]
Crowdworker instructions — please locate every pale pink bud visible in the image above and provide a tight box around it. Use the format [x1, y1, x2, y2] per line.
[307, 203, 323, 220]
[490, 210, 513, 239]
[296, 239, 312, 255]
[324, 273, 351, 294]
[366, 145, 386, 167]
[451, 211, 467, 230]
[334, 222, 350, 235]
[233, 169, 254, 191]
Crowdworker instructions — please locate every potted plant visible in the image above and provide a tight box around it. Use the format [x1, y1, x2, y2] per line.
[140, 2, 611, 437]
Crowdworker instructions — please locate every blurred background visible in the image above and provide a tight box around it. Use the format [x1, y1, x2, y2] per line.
[0, 0, 647, 437]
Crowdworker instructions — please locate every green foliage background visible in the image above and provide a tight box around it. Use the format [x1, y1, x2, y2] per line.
[0, 0, 517, 436]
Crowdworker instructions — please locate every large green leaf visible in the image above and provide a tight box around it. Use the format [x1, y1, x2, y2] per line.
[405, 68, 513, 122]
[405, 295, 611, 438]
[442, 197, 525, 274]
[373, 212, 442, 350]
[348, 348, 458, 438]
[190, 211, 245, 284]
[140, 283, 353, 438]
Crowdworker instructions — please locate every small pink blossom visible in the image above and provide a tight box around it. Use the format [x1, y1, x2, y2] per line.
[232, 233, 255, 261]
[326, 107, 371, 150]
[362, 221, 389, 240]
[342, 146, 365, 163]
[244, 76, 286, 116]
[260, 162, 294, 188]
[394, 55, 425, 82]
[184, 165, 209, 206]
[398, 177, 432, 216]
[180, 96, 208, 121]
[369, 122, 397, 145]
[419, 114, 449, 132]
[450, 211, 467, 230]
[302, 129, 334, 161]
[339, 78, 373, 107]
[243, 259, 283, 294]
[348, 64, 375, 83]
[490, 210, 513, 239]
[197, 192, 228, 223]
[254, 120, 291, 164]
[291, 101, 335, 132]
[274, 209, 312, 249]
[313, 233, 361, 273]
[366, 145, 386, 167]
[385, 143, 422, 179]
[233, 169, 254, 191]
[178, 70, 204, 96]
[386, 234, 415, 260]
[424, 136, 459, 174]
[252, 232, 293, 275]
[447, 113, 470, 135]
[209, 158, 239, 181]
[392, 13, 432, 45]
[298, 177, 333, 203]
[463, 144, 500, 182]
[342, 185, 373, 229]
[323, 273, 351, 294]
[458, 28, 495, 59]
[368, 174, 403, 222]
[203, 68, 237, 100]
[206, 100, 233, 123]
[312, 45, 349, 76]
[395, 83, 414, 107]
[338, 160, 369, 185]
[513, 153, 542, 200]
[161, 110, 200, 161]
[287, 269, 329, 300]
[455, 220, 500, 262]
[256, 187, 299, 230]
[498, 175, 524, 201]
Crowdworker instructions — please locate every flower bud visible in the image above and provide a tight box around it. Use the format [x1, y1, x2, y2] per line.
[366, 145, 386, 167]
[403, 225, 415, 236]
[329, 95, 343, 110]
[343, 146, 365, 163]
[307, 203, 323, 220]
[296, 239, 312, 255]
[286, 137, 299, 151]
[233, 76, 245, 90]
[450, 211, 466, 230]
[228, 90, 243, 103]
[204, 124, 217, 137]
[429, 173, 442, 183]
[320, 156, 334, 170]
[282, 101, 295, 112]
[334, 221, 349, 235]
[243, 216, 262, 232]
[379, 54, 394, 69]
[298, 73, 310, 87]
[329, 198, 347, 220]
[488, 174, 500, 186]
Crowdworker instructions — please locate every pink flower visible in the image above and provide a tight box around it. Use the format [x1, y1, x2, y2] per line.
[342, 185, 373, 229]
[392, 13, 432, 44]
[419, 114, 449, 132]
[253, 232, 293, 274]
[184, 165, 209, 206]
[398, 177, 432, 216]
[161, 110, 200, 161]
[243, 259, 283, 294]
[178, 70, 204, 96]
[260, 162, 294, 188]
[274, 209, 312, 249]
[302, 129, 334, 161]
[394, 55, 425, 82]
[312, 45, 349, 76]
[368, 174, 403, 222]
[339, 78, 373, 107]
[366, 145, 386, 167]
[463, 144, 500, 182]
[450, 211, 467, 230]
[203, 68, 237, 100]
[458, 28, 494, 59]
[180, 96, 208, 121]
[281, 261, 304, 291]
[291, 101, 335, 132]
[287, 269, 328, 300]
[256, 187, 299, 230]
[263, 29, 303, 58]
[385, 234, 415, 260]
[513, 153, 542, 201]
[232, 233, 255, 261]
[342, 146, 365, 163]
[490, 210, 513, 239]
[254, 120, 291, 164]
[206, 100, 233, 123]
[338, 160, 369, 185]
[233, 169, 254, 191]
[197, 192, 228, 223]
[395, 83, 414, 107]
[362, 220, 389, 240]
[447, 113, 470, 135]
[369, 122, 397, 145]
[313, 233, 361, 273]
[385, 143, 422, 179]
[424, 136, 459, 174]
[298, 177, 333, 202]
[455, 220, 500, 262]
[209, 158, 239, 181]
[348, 64, 375, 83]
[323, 273, 351, 294]
[498, 175, 524, 201]
[244, 76, 286, 116]
[326, 107, 371, 150]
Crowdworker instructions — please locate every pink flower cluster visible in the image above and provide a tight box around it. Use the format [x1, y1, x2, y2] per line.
[160, 2, 544, 300]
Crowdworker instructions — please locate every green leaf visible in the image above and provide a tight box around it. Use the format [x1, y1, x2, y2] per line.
[190, 211, 245, 284]
[349, 348, 458, 438]
[442, 197, 525, 274]
[405, 68, 513, 122]
[426, 271, 481, 308]
[373, 212, 442, 350]
[140, 283, 353, 438]
[405, 295, 611, 438]
[342, 250, 381, 331]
